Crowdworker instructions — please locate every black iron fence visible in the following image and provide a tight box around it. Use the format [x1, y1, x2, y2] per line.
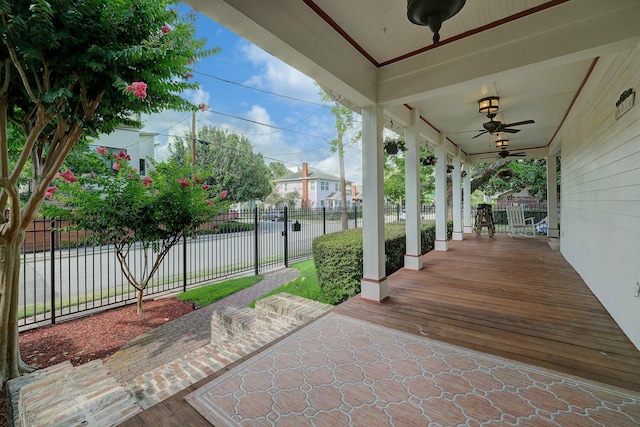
[18, 203, 546, 330]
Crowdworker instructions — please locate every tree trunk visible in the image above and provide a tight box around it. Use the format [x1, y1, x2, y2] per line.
[0, 230, 30, 384]
[137, 289, 144, 314]
[338, 139, 348, 231]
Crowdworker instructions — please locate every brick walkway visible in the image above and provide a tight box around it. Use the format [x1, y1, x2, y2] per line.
[105, 268, 300, 385]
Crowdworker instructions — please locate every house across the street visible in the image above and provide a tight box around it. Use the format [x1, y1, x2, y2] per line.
[274, 162, 360, 209]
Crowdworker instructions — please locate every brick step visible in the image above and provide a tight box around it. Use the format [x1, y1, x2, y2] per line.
[6, 359, 141, 427]
[211, 304, 295, 343]
[255, 292, 333, 325]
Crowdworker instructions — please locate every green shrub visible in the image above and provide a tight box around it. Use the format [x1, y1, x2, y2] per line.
[312, 221, 452, 305]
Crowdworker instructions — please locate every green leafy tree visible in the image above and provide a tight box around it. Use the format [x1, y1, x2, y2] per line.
[268, 161, 289, 180]
[44, 153, 228, 315]
[0, 0, 216, 382]
[170, 126, 272, 202]
[319, 92, 359, 230]
[383, 142, 436, 205]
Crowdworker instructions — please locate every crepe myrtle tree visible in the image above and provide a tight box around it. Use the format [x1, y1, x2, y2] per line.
[43, 153, 229, 315]
[0, 0, 217, 383]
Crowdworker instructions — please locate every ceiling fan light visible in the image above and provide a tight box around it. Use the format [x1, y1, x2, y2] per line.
[495, 138, 509, 149]
[478, 96, 500, 118]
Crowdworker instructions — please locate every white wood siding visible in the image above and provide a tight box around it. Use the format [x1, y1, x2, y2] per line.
[556, 45, 640, 349]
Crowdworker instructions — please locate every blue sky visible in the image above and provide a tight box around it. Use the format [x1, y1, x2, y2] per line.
[141, 8, 364, 184]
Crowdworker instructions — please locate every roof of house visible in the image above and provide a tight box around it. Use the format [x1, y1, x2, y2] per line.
[275, 167, 352, 184]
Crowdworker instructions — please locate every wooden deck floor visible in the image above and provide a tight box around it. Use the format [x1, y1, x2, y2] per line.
[336, 236, 640, 392]
[121, 236, 640, 426]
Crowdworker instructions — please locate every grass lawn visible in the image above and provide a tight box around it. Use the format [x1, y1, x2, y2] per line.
[177, 275, 264, 307]
[248, 259, 324, 307]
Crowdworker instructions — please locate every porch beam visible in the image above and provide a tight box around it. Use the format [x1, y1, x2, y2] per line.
[404, 108, 423, 270]
[360, 105, 388, 302]
[547, 155, 559, 238]
[434, 135, 448, 251]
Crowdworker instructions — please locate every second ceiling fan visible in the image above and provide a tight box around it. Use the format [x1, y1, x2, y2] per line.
[467, 96, 535, 139]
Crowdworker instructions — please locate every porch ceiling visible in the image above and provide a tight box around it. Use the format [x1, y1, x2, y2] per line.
[187, 0, 640, 160]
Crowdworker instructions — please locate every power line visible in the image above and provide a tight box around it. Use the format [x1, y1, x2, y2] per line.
[194, 70, 328, 107]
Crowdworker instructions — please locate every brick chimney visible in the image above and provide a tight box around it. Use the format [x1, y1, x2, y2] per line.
[301, 162, 309, 209]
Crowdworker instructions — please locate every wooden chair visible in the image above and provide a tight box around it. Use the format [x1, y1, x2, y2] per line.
[505, 205, 536, 237]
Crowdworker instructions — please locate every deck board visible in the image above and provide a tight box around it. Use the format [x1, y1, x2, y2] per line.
[122, 236, 640, 426]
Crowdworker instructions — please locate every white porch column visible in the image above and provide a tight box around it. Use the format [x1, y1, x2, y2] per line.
[463, 162, 473, 233]
[434, 137, 448, 251]
[547, 155, 559, 238]
[404, 109, 423, 270]
[360, 105, 388, 302]
[452, 155, 463, 240]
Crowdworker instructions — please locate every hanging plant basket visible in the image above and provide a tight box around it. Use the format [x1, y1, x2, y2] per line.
[421, 154, 437, 166]
[446, 164, 454, 174]
[384, 139, 404, 155]
[461, 170, 467, 178]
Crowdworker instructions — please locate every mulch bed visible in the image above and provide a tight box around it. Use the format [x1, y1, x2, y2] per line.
[0, 297, 194, 426]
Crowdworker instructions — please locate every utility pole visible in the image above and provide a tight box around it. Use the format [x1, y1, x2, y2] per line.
[191, 110, 196, 167]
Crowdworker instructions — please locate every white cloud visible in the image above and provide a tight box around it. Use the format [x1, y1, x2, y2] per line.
[240, 43, 321, 103]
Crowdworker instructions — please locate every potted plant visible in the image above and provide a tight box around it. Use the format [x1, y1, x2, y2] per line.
[384, 139, 404, 155]
[446, 164, 454, 174]
[421, 154, 437, 166]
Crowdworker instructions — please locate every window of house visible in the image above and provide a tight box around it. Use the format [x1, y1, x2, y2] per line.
[320, 181, 329, 191]
[284, 183, 288, 191]
[310, 181, 316, 190]
[320, 200, 325, 207]
[335, 182, 340, 191]
[139, 159, 146, 176]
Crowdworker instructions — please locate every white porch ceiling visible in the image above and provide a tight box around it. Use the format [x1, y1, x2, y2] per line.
[186, 0, 640, 161]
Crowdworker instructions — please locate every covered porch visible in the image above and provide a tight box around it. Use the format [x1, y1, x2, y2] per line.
[120, 235, 640, 426]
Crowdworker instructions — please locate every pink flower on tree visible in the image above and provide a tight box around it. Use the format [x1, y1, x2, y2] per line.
[201, 184, 210, 191]
[96, 147, 108, 155]
[60, 170, 78, 183]
[185, 73, 193, 80]
[205, 200, 213, 206]
[112, 163, 121, 171]
[125, 81, 147, 99]
[45, 186, 58, 198]
[161, 25, 172, 34]
[177, 178, 190, 188]
[114, 150, 131, 161]
[220, 190, 228, 199]
[199, 103, 207, 112]
[142, 176, 153, 187]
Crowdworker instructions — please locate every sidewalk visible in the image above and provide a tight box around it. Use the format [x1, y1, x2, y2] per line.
[104, 268, 300, 385]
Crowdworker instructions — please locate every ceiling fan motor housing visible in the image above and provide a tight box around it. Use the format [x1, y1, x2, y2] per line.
[407, 0, 466, 43]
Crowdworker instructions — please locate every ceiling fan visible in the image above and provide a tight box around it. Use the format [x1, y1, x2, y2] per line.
[470, 119, 535, 139]
[496, 149, 526, 158]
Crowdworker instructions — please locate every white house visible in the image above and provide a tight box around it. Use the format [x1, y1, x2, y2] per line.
[90, 124, 157, 176]
[274, 162, 358, 209]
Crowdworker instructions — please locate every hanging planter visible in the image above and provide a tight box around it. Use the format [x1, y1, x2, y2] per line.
[384, 139, 404, 155]
[421, 154, 437, 166]
[446, 164, 454, 174]
[461, 170, 467, 178]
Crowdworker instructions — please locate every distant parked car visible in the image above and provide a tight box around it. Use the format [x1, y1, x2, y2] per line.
[262, 210, 285, 221]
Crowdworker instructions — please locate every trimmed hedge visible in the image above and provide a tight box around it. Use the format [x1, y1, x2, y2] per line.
[312, 221, 452, 305]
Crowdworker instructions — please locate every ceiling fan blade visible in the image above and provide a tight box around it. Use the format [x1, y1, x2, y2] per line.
[503, 128, 521, 134]
[502, 119, 535, 127]
[453, 129, 484, 134]
[471, 130, 488, 139]
[508, 152, 526, 156]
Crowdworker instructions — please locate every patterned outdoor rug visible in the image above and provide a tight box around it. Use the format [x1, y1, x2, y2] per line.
[186, 313, 640, 426]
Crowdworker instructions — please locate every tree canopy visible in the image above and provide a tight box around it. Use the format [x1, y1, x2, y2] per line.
[0, 0, 216, 383]
[169, 125, 272, 202]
